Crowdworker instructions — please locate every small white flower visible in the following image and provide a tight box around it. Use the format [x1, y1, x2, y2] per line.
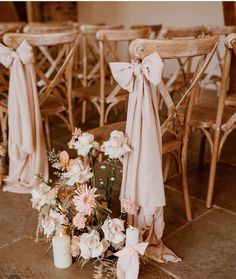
[79, 230, 107, 260]
[110, 177, 115, 181]
[31, 183, 51, 211]
[101, 130, 132, 161]
[42, 217, 56, 237]
[73, 132, 99, 157]
[101, 218, 125, 244]
[100, 181, 104, 185]
[100, 165, 106, 169]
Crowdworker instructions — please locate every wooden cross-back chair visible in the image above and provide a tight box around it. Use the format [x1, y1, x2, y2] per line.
[202, 25, 236, 93]
[185, 33, 236, 208]
[2, 30, 81, 150]
[72, 28, 151, 127]
[77, 24, 123, 88]
[158, 25, 206, 108]
[131, 24, 162, 39]
[87, 35, 218, 221]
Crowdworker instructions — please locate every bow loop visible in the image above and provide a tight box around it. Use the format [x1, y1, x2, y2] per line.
[110, 52, 163, 93]
[0, 40, 33, 68]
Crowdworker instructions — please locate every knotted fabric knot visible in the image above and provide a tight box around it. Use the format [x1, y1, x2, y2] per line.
[115, 242, 148, 279]
[132, 60, 142, 77]
[0, 40, 33, 68]
[110, 51, 164, 93]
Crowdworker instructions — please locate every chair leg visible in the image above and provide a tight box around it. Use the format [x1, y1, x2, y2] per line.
[44, 116, 51, 151]
[206, 130, 221, 208]
[82, 100, 87, 124]
[163, 155, 171, 183]
[181, 143, 193, 221]
[198, 131, 207, 169]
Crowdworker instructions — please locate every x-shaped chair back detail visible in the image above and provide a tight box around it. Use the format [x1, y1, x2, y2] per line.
[158, 25, 206, 98]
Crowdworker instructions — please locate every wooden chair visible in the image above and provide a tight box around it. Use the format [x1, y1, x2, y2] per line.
[188, 33, 236, 208]
[88, 35, 218, 221]
[2, 30, 81, 150]
[72, 28, 151, 127]
[202, 25, 236, 93]
[131, 24, 162, 38]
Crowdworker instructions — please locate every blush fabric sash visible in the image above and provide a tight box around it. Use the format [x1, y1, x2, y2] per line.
[110, 52, 180, 262]
[0, 40, 48, 193]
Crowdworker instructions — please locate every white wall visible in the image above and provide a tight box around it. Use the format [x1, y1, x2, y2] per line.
[78, 1, 224, 27]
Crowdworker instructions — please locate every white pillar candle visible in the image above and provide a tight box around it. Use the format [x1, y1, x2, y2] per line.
[52, 234, 72, 269]
[126, 226, 139, 246]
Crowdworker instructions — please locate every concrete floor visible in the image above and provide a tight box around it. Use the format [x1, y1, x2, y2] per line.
[1, 94, 236, 279]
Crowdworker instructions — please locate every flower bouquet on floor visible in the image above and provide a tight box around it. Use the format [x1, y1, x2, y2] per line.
[31, 128, 133, 267]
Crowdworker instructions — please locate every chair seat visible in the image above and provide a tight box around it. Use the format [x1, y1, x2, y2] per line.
[225, 93, 236, 107]
[189, 102, 236, 129]
[72, 82, 128, 103]
[40, 95, 65, 116]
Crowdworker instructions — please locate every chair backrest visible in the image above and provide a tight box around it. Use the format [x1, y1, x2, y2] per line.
[3, 30, 81, 129]
[23, 22, 74, 34]
[129, 35, 218, 138]
[158, 26, 207, 95]
[96, 28, 151, 101]
[78, 24, 124, 87]
[159, 25, 205, 39]
[131, 24, 162, 39]
[200, 26, 236, 90]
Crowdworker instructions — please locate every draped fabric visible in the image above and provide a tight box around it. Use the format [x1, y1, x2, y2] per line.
[110, 52, 180, 262]
[0, 40, 48, 193]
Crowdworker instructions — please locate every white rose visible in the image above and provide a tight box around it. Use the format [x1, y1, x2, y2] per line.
[101, 130, 132, 161]
[109, 131, 124, 148]
[31, 183, 51, 210]
[79, 230, 107, 260]
[74, 132, 98, 157]
[63, 158, 93, 186]
[101, 218, 125, 244]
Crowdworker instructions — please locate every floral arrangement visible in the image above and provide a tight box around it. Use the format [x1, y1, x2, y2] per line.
[31, 128, 134, 266]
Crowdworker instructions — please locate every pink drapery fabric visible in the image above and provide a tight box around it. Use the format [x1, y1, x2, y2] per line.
[0, 40, 48, 193]
[115, 242, 148, 279]
[110, 52, 180, 262]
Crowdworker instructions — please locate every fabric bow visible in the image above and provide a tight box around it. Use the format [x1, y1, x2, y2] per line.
[115, 242, 148, 279]
[110, 52, 163, 93]
[0, 40, 33, 68]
